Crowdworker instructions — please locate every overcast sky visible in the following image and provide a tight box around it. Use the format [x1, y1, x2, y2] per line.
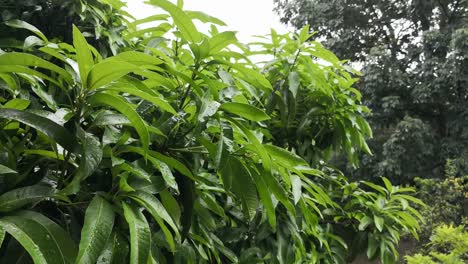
[125, 0, 288, 42]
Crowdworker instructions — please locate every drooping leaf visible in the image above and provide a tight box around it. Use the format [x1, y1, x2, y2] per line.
[0, 225, 4, 248]
[14, 211, 78, 263]
[229, 63, 273, 91]
[129, 191, 178, 251]
[117, 146, 195, 180]
[291, 174, 302, 205]
[96, 232, 129, 264]
[367, 235, 378, 259]
[61, 129, 102, 194]
[122, 202, 151, 264]
[146, 0, 202, 43]
[288, 71, 300, 98]
[227, 156, 259, 219]
[226, 118, 271, 172]
[186, 10, 227, 26]
[160, 189, 181, 224]
[220, 102, 270, 122]
[147, 156, 178, 191]
[75, 196, 115, 264]
[5, 19, 48, 42]
[88, 93, 149, 156]
[103, 84, 177, 114]
[264, 144, 308, 168]
[107, 51, 163, 66]
[0, 65, 66, 89]
[249, 168, 276, 229]
[0, 214, 74, 264]
[0, 164, 17, 174]
[0, 185, 55, 212]
[0, 108, 79, 152]
[0, 52, 71, 81]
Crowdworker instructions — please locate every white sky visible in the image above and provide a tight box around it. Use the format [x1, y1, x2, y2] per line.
[125, 0, 288, 42]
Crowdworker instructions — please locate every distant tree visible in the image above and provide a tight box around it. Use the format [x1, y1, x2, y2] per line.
[274, 0, 468, 182]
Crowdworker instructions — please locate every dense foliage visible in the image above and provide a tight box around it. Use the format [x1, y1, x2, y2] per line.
[0, 0, 424, 263]
[412, 160, 468, 242]
[274, 0, 468, 182]
[405, 224, 468, 263]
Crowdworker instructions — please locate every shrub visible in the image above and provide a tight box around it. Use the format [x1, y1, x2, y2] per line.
[0, 0, 423, 263]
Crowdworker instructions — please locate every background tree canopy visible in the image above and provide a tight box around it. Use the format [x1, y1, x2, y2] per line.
[274, 0, 468, 182]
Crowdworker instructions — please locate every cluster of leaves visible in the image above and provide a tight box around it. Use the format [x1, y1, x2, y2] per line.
[274, 0, 468, 183]
[412, 160, 468, 242]
[405, 224, 468, 264]
[0, 0, 424, 263]
[0, 0, 131, 55]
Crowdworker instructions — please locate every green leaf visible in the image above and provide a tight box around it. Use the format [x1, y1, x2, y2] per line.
[0, 185, 55, 212]
[5, 19, 48, 42]
[146, 0, 202, 43]
[220, 102, 270, 122]
[89, 93, 149, 156]
[359, 216, 373, 231]
[228, 157, 259, 219]
[264, 144, 308, 168]
[361, 181, 388, 195]
[374, 215, 384, 232]
[148, 156, 178, 191]
[23, 149, 65, 161]
[291, 174, 302, 205]
[160, 190, 181, 224]
[0, 164, 17, 174]
[103, 84, 177, 114]
[226, 118, 271, 172]
[381, 177, 393, 193]
[75, 196, 115, 264]
[96, 232, 129, 264]
[73, 25, 94, 88]
[117, 146, 195, 180]
[87, 60, 137, 90]
[0, 52, 71, 81]
[122, 202, 151, 264]
[129, 14, 169, 28]
[0, 108, 79, 152]
[3, 98, 30, 110]
[129, 191, 178, 251]
[208, 32, 237, 54]
[0, 65, 66, 89]
[249, 168, 276, 229]
[367, 235, 378, 259]
[198, 97, 221, 122]
[186, 10, 227, 26]
[0, 214, 74, 264]
[396, 194, 426, 207]
[14, 211, 78, 263]
[230, 63, 273, 91]
[107, 51, 163, 66]
[0, 225, 4, 248]
[298, 25, 310, 43]
[288, 71, 300, 98]
[61, 129, 102, 194]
